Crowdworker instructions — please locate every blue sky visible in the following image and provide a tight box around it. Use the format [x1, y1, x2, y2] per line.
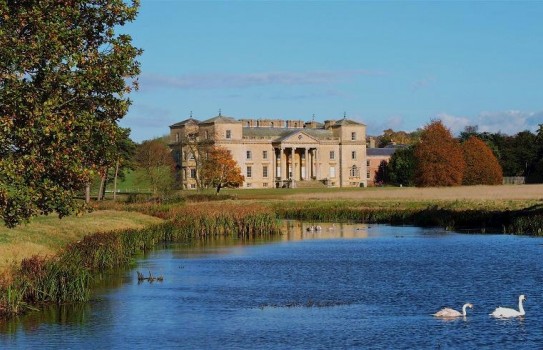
[120, 0, 543, 142]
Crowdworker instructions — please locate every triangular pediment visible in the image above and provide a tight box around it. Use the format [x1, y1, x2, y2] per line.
[277, 130, 319, 144]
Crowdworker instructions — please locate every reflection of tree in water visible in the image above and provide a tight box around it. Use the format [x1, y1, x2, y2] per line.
[0, 302, 91, 335]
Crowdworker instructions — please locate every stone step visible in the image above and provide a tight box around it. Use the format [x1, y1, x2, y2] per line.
[294, 180, 327, 188]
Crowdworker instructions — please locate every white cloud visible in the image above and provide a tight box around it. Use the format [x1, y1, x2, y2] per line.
[140, 70, 385, 90]
[438, 110, 541, 136]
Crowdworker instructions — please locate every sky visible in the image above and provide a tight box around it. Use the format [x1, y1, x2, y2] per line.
[120, 0, 543, 142]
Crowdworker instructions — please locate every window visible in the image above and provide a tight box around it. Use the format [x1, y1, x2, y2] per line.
[246, 150, 252, 160]
[190, 184, 196, 189]
[263, 166, 268, 178]
[175, 133, 179, 142]
[351, 132, 357, 141]
[226, 130, 231, 139]
[367, 160, 370, 167]
[350, 165, 359, 177]
[263, 150, 268, 159]
[189, 152, 195, 160]
[330, 151, 335, 160]
[246, 121, 250, 127]
[271, 122, 274, 128]
[190, 169, 196, 178]
[329, 166, 336, 178]
[263, 183, 268, 188]
[352, 151, 357, 160]
[247, 183, 252, 188]
[367, 171, 371, 179]
[247, 166, 252, 178]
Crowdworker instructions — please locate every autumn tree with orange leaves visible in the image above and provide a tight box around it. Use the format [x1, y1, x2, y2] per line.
[461, 136, 503, 185]
[200, 147, 244, 194]
[414, 120, 465, 187]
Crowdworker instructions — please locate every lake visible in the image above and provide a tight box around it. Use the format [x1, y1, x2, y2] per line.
[2, 222, 543, 349]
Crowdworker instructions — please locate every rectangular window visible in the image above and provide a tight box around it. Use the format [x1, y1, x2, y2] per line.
[329, 166, 336, 178]
[190, 169, 196, 178]
[330, 151, 335, 160]
[352, 151, 357, 160]
[263, 150, 268, 159]
[263, 166, 268, 178]
[246, 183, 252, 188]
[367, 160, 370, 167]
[246, 150, 252, 160]
[263, 183, 268, 188]
[247, 166, 252, 178]
[367, 171, 371, 179]
[351, 132, 357, 141]
[226, 130, 231, 139]
[350, 166, 359, 177]
[190, 184, 196, 189]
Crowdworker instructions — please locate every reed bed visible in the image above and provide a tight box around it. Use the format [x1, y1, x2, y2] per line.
[0, 203, 280, 319]
[272, 201, 543, 235]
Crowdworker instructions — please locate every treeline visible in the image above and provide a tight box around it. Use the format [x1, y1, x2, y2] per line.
[378, 121, 543, 186]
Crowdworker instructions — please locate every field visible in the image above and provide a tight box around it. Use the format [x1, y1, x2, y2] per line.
[220, 184, 543, 203]
[286, 184, 543, 201]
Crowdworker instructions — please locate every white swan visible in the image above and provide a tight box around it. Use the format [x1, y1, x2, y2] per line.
[433, 303, 473, 318]
[490, 295, 526, 318]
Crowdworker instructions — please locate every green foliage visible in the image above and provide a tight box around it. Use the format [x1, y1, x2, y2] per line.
[386, 147, 415, 186]
[0, 1, 142, 227]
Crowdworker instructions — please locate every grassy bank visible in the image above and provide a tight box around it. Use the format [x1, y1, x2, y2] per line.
[0, 210, 164, 273]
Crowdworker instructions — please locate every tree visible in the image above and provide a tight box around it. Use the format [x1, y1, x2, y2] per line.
[386, 146, 416, 186]
[0, 1, 141, 227]
[414, 120, 465, 187]
[527, 124, 543, 183]
[377, 128, 421, 147]
[461, 136, 503, 185]
[95, 128, 136, 201]
[134, 139, 175, 196]
[200, 146, 244, 194]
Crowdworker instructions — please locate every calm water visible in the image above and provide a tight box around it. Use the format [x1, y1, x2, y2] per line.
[2, 223, 543, 349]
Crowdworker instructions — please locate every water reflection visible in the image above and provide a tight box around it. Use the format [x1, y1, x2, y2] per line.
[281, 221, 369, 240]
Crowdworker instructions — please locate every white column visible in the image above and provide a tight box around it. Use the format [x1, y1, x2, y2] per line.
[303, 148, 308, 180]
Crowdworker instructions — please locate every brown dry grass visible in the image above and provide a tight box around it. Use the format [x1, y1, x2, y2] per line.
[286, 184, 543, 201]
[0, 210, 163, 273]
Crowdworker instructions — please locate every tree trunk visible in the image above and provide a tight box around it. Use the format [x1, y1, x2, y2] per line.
[216, 183, 221, 195]
[85, 184, 91, 204]
[113, 159, 119, 201]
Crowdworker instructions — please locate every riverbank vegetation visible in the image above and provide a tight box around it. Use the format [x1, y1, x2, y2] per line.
[0, 202, 279, 319]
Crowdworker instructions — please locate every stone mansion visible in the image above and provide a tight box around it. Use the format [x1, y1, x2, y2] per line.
[169, 113, 369, 189]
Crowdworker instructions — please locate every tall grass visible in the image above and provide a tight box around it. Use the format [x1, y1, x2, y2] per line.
[271, 201, 543, 235]
[0, 203, 279, 319]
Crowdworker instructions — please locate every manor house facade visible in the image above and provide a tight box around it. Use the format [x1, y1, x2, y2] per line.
[169, 113, 368, 189]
